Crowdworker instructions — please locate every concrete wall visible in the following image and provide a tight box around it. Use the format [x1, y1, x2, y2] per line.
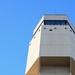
[71, 34, 75, 60]
[25, 27, 41, 74]
[40, 57, 70, 75]
[25, 15, 75, 75]
[26, 58, 40, 75]
[70, 58, 75, 75]
[40, 25, 73, 57]
[40, 67, 70, 75]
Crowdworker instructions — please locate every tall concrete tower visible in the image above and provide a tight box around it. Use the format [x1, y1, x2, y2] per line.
[25, 14, 75, 75]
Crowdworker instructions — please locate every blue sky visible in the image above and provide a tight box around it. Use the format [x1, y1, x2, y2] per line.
[0, 0, 75, 75]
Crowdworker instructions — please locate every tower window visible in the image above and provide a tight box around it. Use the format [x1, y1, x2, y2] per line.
[65, 28, 67, 29]
[39, 30, 40, 31]
[54, 27, 57, 29]
[44, 20, 69, 25]
[34, 37, 36, 39]
[70, 30, 72, 32]
[49, 29, 52, 31]
[44, 27, 46, 29]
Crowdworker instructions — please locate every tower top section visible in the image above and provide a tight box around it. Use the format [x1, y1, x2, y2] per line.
[33, 14, 75, 35]
[42, 14, 68, 20]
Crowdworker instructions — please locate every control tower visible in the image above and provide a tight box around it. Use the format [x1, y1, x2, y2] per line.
[25, 14, 75, 75]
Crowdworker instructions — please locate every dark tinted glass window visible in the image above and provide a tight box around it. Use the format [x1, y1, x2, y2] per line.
[44, 20, 69, 25]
